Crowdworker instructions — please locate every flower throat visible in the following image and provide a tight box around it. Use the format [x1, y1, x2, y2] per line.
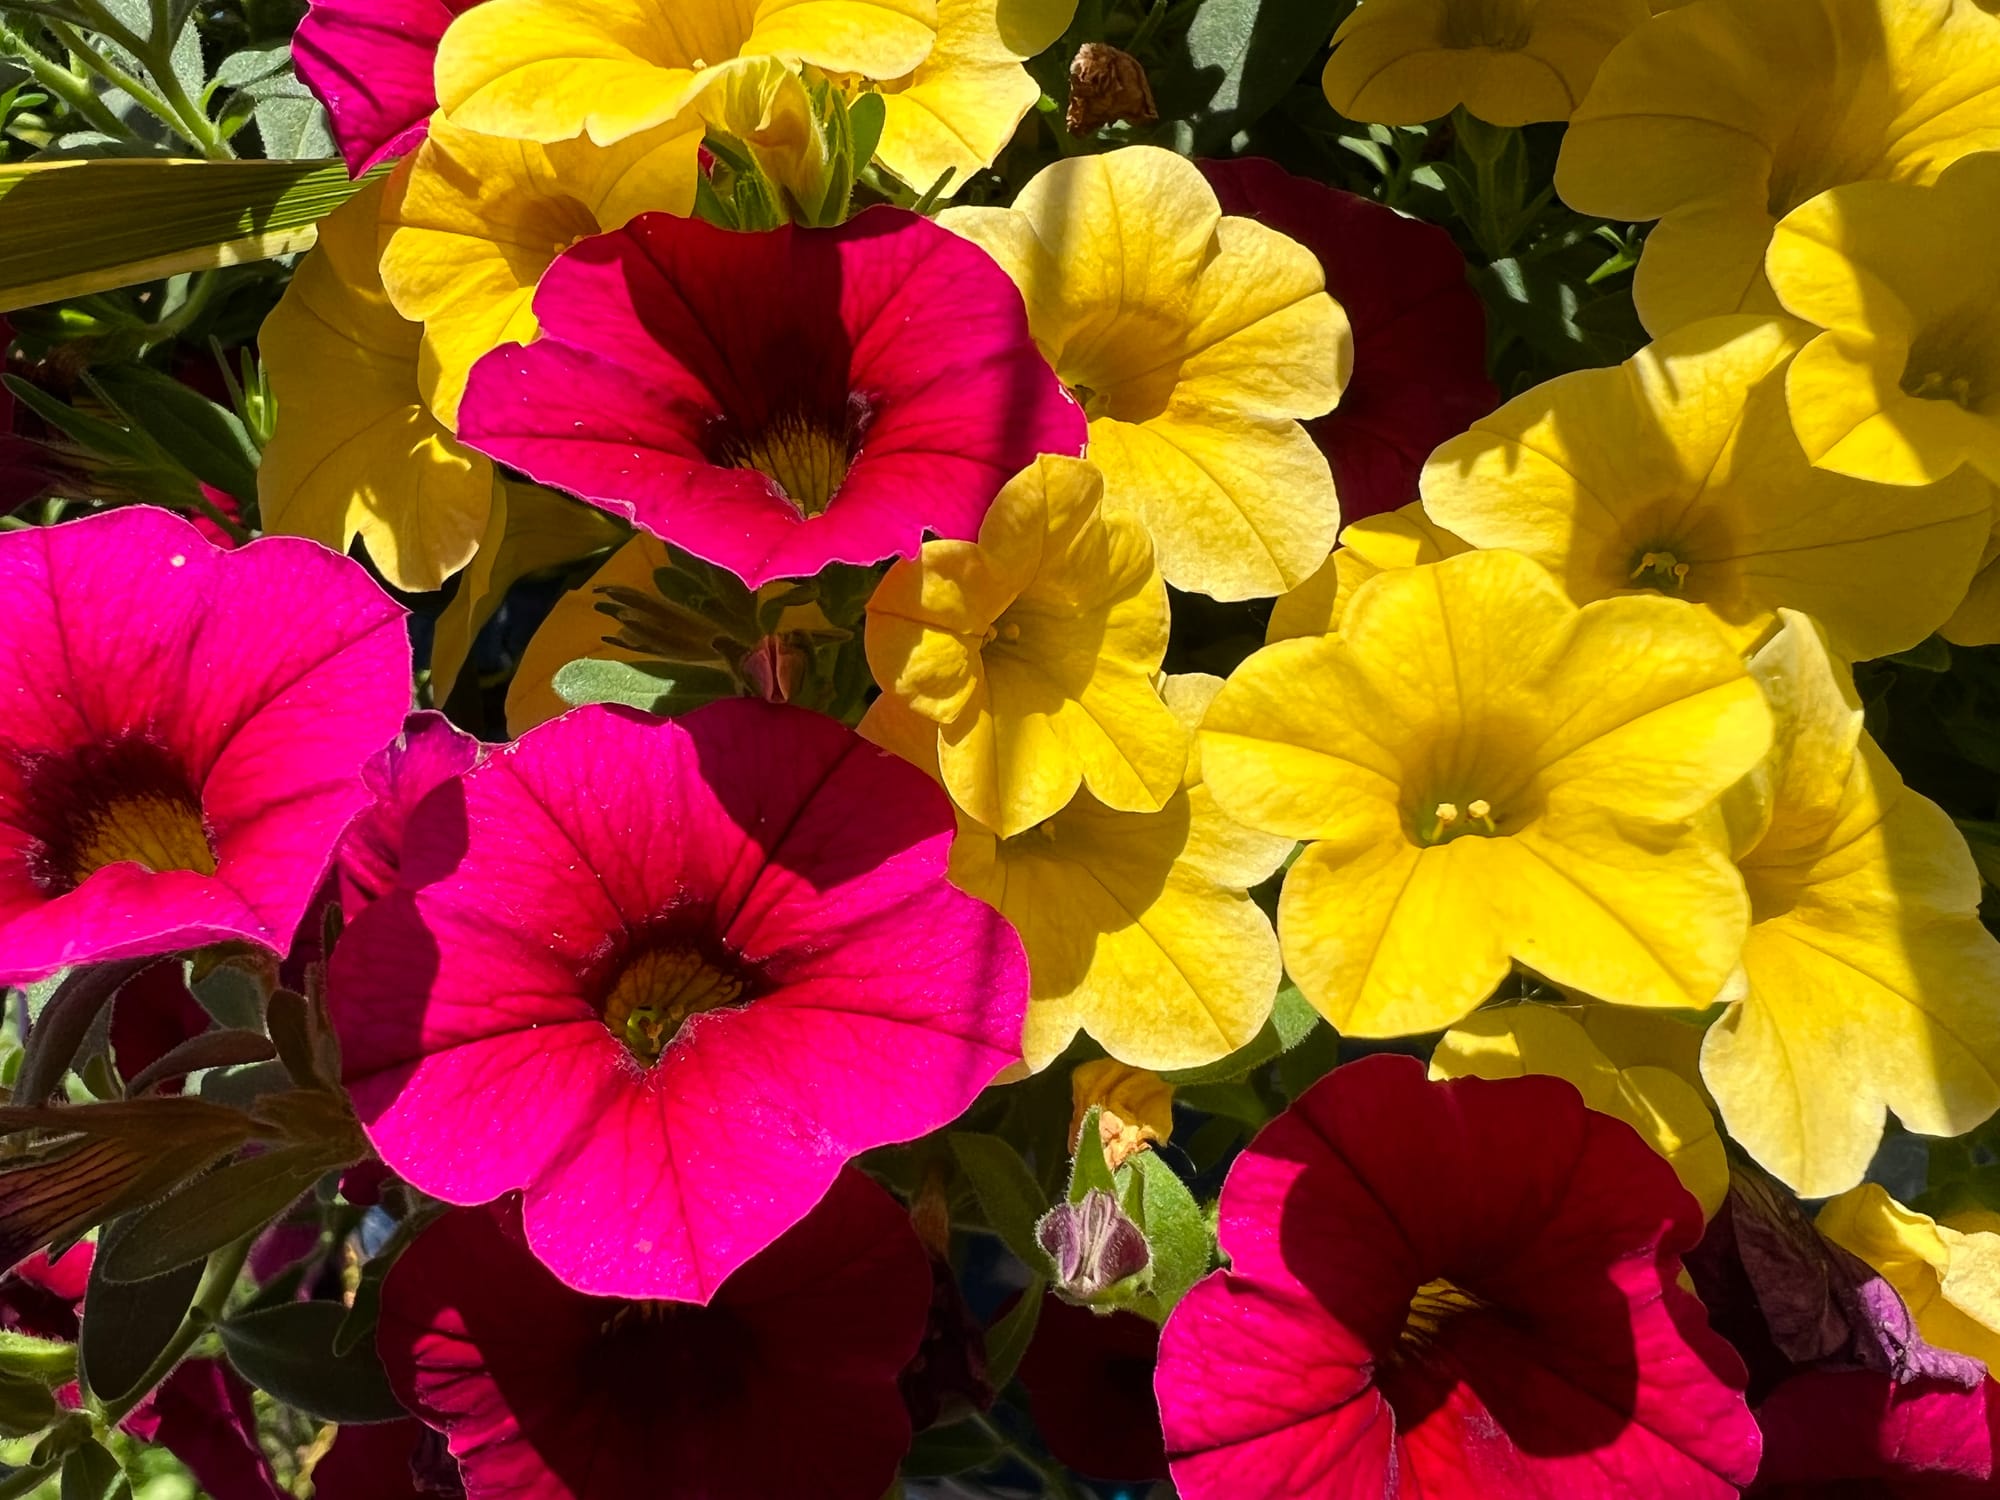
[710, 395, 876, 520]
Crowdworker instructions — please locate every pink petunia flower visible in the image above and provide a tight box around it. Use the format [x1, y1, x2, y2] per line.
[1201, 157, 1497, 523]
[377, 1169, 930, 1500]
[335, 710, 482, 917]
[1752, 1370, 2000, 1497]
[1155, 1054, 1762, 1498]
[0, 508, 410, 986]
[455, 208, 1086, 589]
[330, 698, 1028, 1302]
[293, 0, 486, 176]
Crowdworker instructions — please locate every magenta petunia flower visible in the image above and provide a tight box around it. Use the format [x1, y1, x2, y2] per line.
[1202, 157, 1496, 523]
[330, 698, 1027, 1301]
[455, 208, 1086, 588]
[377, 1168, 930, 1500]
[0, 508, 410, 986]
[1752, 1370, 2000, 1497]
[335, 710, 481, 917]
[293, 0, 486, 175]
[1156, 1055, 1761, 1499]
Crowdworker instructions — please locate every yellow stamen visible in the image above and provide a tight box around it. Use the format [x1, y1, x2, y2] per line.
[1434, 802, 1460, 828]
[69, 794, 216, 884]
[1391, 1278, 1489, 1364]
[603, 948, 745, 1065]
[725, 415, 853, 518]
[1630, 551, 1692, 592]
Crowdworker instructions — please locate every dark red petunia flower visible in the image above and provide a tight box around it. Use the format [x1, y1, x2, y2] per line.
[1752, 1370, 2000, 1496]
[1155, 1054, 1762, 1498]
[455, 208, 1086, 588]
[313, 1416, 464, 1498]
[1018, 1294, 1170, 1484]
[377, 1169, 930, 1500]
[1201, 157, 1497, 523]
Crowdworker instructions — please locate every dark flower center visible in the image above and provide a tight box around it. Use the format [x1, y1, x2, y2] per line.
[11, 735, 216, 895]
[600, 944, 752, 1065]
[1902, 320, 1996, 412]
[1390, 1278, 1490, 1365]
[706, 394, 877, 519]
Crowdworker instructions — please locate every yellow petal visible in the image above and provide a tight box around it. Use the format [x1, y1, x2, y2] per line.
[874, 0, 1042, 195]
[1433, 1003, 1727, 1216]
[1820, 1185, 2000, 1369]
[1943, 517, 2000, 647]
[257, 179, 493, 594]
[1266, 503, 1472, 643]
[1069, 1058, 1173, 1168]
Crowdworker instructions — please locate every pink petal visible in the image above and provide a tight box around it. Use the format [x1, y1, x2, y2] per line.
[292, 0, 485, 175]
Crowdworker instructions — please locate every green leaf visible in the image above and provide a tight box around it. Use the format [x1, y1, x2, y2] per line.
[1130, 1151, 1210, 1318]
[210, 43, 291, 89]
[101, 1144, 336, 1282]
[0, 1372, 57, 1440]
[1887, 634, 1954, 673]
[80, 1214, 202, 1403]
[58, 1438, 124, 1500]
[88, 364, 259, 502]
[983, 1279, 1043, 1392]
[1150, 0, 1345, 151]
[13, 960, 146, 1105]
[0, 1332, 77, 1388]
[1068, 1105, 1118, 1203]
[552, 657, 738, 716]
[848, 90, 886, 175]
[216, 1301, 406, 1424]
[900, 1418, 1006, 1479]
[0, 158, 378, 314]
[949, 1133, 1049, 1270]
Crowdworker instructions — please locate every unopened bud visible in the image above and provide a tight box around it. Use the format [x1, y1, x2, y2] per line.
[1070, 1060, 1174, 1171]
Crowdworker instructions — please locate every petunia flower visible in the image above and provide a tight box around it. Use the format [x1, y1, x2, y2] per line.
[865, 675, 1289, 1072]
[258, 179, 495, 594]
[1155, 1055, 1762, 1497]
[1818, 1185, 2000, 1371]
[1016, 1295, 1169, 1483]
[1771, 152, 2000, 489]
[330, 698, 1026, 1302]
[310, 1419, 461, 1500]
[1202, 547, 1771, 1037]
[1322, 0, 1648, 127]
[454, 207, 1083, 589]
[1422, 315, 1994, 662]
[1432, 1002, 1728, 1217]
[1699, 612, 2000, 1197]
[1556, 0, 2000, 336]
[378, 113, 703, 426]
[1265, 500, 1469, 643]
[940, 147, 1351, 600]
[333, 711, 481, 917]
[378, 1168, 928, 1500]
[292, 0, 487, 175]
[863, 454, 1185, 839]
[1201, 156, 1497, 524]
[0, 508, 409, 986]
[1751, 1370, 2000, 1497]
[433, 0, 937, 147]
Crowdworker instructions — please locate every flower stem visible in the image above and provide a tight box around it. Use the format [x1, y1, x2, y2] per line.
[0, 21, 130, 141]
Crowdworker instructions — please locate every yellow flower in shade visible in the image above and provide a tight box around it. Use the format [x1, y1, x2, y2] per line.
[1322, 0, 1647, 127]
[1556, 0, 2000, 336]
[1201, 548, 1772, 1037]
[1945, 526, 2000, 647]
[1819, 1184, 2000, 1368]
[861, 675, 1292, 1073]
[505, 532, 674, 734]
[1771, 154, 2000, 490]
[1069, 1059, 1174, 1170]
[1422, 316, 1994, 662]
[1699, 612, 2000, 1198]
[871, 0, 1077, 197]
[864, 454, 1185, 839]
[378, 113, 703, 427]
[940, 147, 1352, 601]
[433, 0, 938, 147]
[1432, 1003, 1727, 1216]
[1265, 501, 1469, 644]
[258, 179, 493, 594]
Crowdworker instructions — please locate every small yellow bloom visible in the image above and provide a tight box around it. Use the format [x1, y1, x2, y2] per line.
[434, 0, 938, 146]
[379, 113, 702, 427]
[258, 179, 493, 594]
[1819, 1183, 2000, 1369]
[863, 675, 1292, 1072]
[1069, 1059, 1174, 1170]
[1432, 1003, 1726, 1216]
[864, 455, 1185, 839]
[1700, 612, 2000, 1197]
[1557, 0, 2000, 336]
[940, 147, 1352, 601]
[1323, 0, 1647, 127]
[1265, 501, 1470, 644]
[1202, 548, 1772, 1036]
[1423, 315, 1994, 661]
[1772, 153, 2000, 490]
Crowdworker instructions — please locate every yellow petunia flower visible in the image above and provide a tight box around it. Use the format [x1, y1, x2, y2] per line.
[1699, 611, 2000, 1198]
[864, 454, 1185, 839]
[871, 0, 1077, 197]
[940, 147, 1352, 601]
[1265, 501, 1469, 644]
[1322, 0, 1648, 127]
[1819, 1184, 2000, 1368]
[506, 532, 675, 735]
[258, 179, 493, 594]
[1069, 1058, 1173, 1170]
[1201, 547, 1771, 1037]
[1432, 1003, 1727, 1216]
[1771, 153, 2000, 489]
[862, 675, 1292, 1073]
[1945, 525, 2000, 647]
[379, 113, 703, 428]
[1422, 315, 1994, 662]
[434, 0, 938, 147]
[1556, 0, 2000, 336]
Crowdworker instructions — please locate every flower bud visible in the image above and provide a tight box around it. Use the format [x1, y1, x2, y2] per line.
[1070, 1060, 1174, 1171]
[1039, 1189, 1150, 1302]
